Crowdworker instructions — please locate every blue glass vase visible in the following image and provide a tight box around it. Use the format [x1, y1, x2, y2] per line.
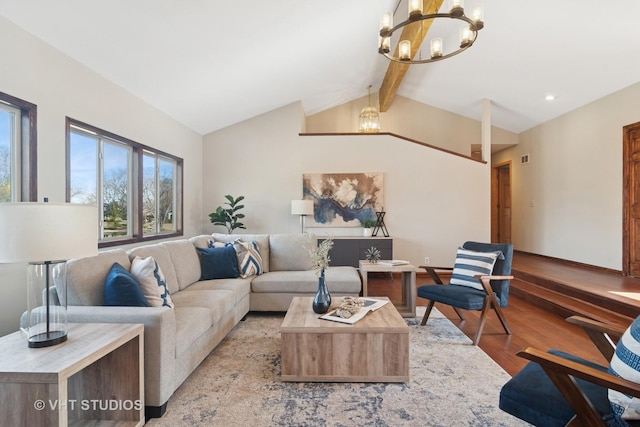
[312, 269, 331, 314]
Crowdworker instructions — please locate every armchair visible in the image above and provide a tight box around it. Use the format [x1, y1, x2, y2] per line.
[500, 316, 640, 427]
[417, 241, 514, 345]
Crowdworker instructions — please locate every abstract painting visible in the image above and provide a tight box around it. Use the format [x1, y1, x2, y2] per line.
[302, 172, 383, 227]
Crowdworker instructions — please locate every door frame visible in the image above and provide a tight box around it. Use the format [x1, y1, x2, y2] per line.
[622, 121, 640, 276]
[491, 161, 512, 244]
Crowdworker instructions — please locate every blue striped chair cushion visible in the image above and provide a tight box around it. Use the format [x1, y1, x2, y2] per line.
[449, 248, 501, 291]
[609, 315, 640, 420]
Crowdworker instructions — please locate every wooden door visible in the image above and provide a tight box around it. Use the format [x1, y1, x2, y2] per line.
[491, 162, 512, 243]
[623, 122, 640, 277]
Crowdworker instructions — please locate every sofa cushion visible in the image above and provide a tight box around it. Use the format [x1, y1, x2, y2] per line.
[183, 278, 251, 305]
[128, 244, 180, 295]
[104, 262, 150, 307]
[212, 233, 270, 272]
[171, 289, 235, 325]
[268, 234, 315, 271]
[163, 240, 202, 290]
[55, 248, 131, 306]
[251, 266, 361, 294]
[196, 246, 240, 280]
[130, 256, 174, 308]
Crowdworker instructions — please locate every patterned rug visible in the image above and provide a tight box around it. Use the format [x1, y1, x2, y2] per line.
[147, 307, 529, 426]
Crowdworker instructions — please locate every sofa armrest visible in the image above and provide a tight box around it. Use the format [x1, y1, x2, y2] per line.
[66, 305, 176, 406]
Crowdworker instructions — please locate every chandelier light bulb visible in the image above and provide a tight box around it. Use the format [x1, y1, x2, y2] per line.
[399, 40, 411, 60]
[380, 12, 393, 36]
[430, 38, 443, 59]
[459, 26, 472, 48]
[450, 0, 464, 17]
[409, 0, 423, 20]
[379, 36, 390, 53]
[471, 6, 484, 30]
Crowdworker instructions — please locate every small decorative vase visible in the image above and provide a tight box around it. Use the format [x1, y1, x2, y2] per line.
[312, 269, 332, 314]
[363, 227, 373, 237]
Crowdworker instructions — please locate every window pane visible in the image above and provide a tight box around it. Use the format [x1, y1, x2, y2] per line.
[0, 109, 13, 202]
[102, 140, 130, 238]
[158, 157, 175, 232]
[69, 130, 98, 204]
[142, 153, 156, 235]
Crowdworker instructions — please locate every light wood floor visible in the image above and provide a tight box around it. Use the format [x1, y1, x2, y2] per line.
[367, 272, 609, 376]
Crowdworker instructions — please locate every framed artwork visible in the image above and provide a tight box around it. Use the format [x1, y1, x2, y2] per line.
[302, 172, 383, 227]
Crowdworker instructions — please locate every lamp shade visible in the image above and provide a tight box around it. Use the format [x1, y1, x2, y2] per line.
[291, 200, 314, 216]
[0, 203, 98, 263]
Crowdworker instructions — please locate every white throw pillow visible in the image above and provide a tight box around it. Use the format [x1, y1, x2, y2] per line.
[130, 256, 174, 308]
[449, 248, 501, 291]
[609, 316, 640, 419]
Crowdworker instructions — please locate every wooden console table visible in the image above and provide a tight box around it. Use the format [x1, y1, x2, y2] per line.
[359, 260, 417, 317]
[0, 323, 144, 426]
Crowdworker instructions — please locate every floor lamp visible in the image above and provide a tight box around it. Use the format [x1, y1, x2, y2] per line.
[0, 203, 97, 347]
[291, 200, 314, 234]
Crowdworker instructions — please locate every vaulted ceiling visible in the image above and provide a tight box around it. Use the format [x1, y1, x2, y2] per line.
[1, 1, 639, 135]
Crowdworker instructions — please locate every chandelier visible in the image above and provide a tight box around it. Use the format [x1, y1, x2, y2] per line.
[379, 0, 484, 64]
[359, 85, 380, 133]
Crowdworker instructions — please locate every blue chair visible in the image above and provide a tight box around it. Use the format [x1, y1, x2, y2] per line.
[500, 316, 640, 427]
[417, 241, 513, 345]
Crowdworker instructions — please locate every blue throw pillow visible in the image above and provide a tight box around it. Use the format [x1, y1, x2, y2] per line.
[104, 262, 150, 307]
[196, 245, 240, 280]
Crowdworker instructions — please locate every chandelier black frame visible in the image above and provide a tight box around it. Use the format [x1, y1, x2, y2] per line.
[378, 3, 484, 64]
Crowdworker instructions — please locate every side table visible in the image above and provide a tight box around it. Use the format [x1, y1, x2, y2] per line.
[0, 322, 144, 426]
[359, 260, 417, 317]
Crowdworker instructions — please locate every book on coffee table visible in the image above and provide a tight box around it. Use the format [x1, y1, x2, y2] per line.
[377, 260, 410, 266]
[320, 298, 389, 324]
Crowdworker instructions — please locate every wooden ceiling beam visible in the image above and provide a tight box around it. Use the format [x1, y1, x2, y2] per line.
[378, 0, 445, 112]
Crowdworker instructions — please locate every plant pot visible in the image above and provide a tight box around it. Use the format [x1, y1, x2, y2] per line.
[363, 228, 373, 237]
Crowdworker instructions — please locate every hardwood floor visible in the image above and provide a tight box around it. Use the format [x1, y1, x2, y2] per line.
[367, 272, 611, 376]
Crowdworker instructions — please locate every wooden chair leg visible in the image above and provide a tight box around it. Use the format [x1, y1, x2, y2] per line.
[492, 298, 511, 335]
[453, 307, 466, 320]
[421, 300, 435, 326]
[472, 297, 492, 345]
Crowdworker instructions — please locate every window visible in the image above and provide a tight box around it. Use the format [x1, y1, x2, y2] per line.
[67, 118, 182, 247]
[0, 92, 37, 202]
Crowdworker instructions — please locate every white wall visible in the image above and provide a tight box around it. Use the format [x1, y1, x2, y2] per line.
[203, 102, 491, 270]
[0, 17, 204, 336]
[306, 94, 519, 157]
[493, 81, 640, 270]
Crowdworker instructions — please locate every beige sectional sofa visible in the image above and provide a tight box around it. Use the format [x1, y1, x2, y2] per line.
[52, 233, 361, 418]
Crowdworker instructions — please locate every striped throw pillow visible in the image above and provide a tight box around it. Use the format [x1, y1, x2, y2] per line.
[449, 248, 501, 291]
[609, 316, 640, 419]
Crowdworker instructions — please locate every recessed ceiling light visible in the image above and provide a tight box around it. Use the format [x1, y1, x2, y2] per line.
[545, 94, 556, 101]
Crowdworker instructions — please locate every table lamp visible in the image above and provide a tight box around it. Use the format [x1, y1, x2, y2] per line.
[291, 200, 314, 234]
[0, 202, 97, 347]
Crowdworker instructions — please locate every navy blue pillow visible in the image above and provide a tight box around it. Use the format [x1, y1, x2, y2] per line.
[104, 262, 150, 307]
[196, 245, 240, 280]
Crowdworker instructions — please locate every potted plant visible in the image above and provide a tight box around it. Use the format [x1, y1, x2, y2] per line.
[362, 219, 374, 237]
[209, 195, 246, 234]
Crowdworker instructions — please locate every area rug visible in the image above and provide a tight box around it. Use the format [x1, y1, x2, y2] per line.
[147, 307, 529, 426]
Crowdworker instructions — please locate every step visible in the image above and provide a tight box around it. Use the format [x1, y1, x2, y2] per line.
[513, 268, 639, 320]
[510, 277, 633, 328]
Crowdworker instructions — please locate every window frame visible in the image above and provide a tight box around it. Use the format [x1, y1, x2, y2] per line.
[66, 118, 183, 248]
[0, 91, 37, 202]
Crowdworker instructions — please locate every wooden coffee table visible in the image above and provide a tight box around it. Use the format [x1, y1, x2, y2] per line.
[280, 296, 409, 382]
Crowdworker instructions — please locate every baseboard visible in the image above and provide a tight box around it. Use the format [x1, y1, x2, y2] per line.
[145, 402, 167, 419]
